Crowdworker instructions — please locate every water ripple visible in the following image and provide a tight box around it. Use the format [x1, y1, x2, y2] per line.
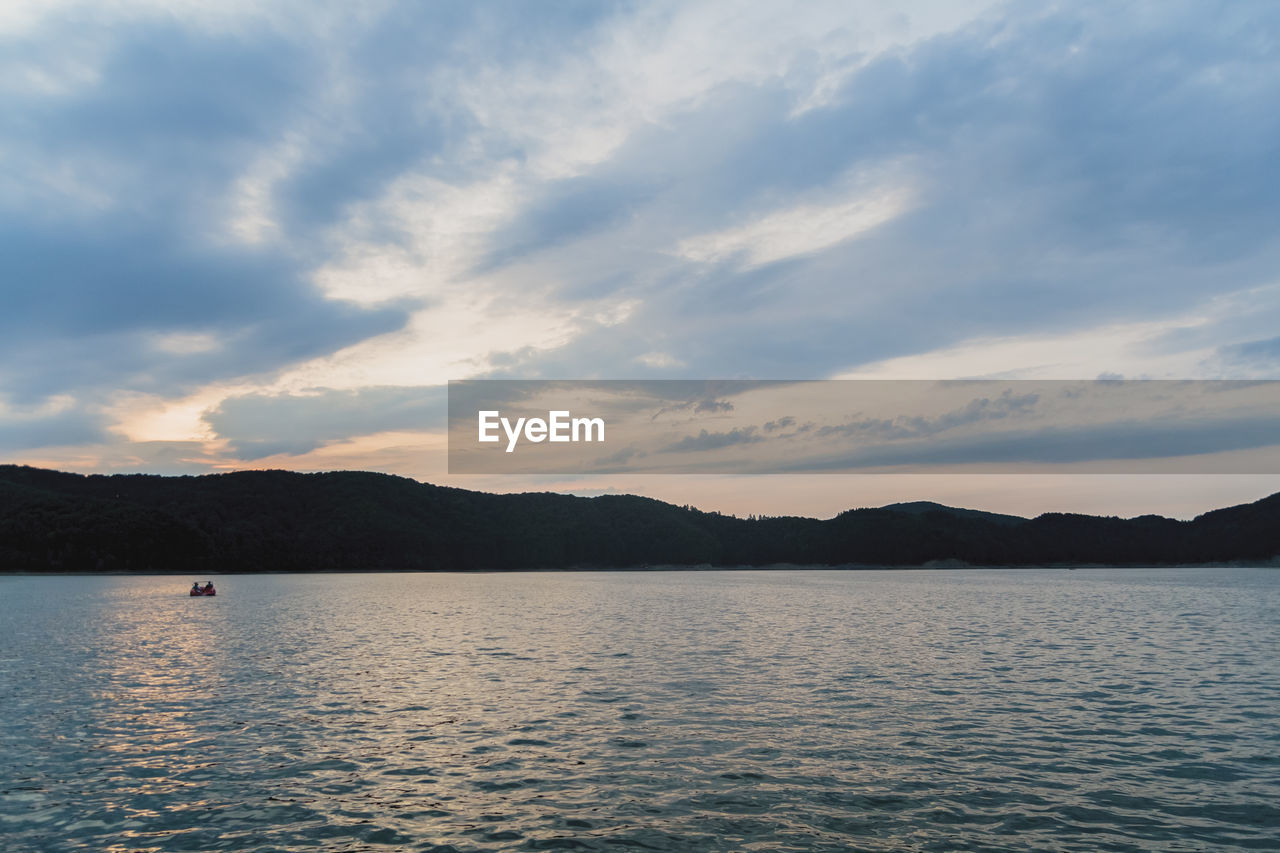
[0, 568, 1277, 851]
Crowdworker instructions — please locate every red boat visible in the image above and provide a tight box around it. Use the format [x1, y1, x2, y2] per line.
[189, 585, 216, 596]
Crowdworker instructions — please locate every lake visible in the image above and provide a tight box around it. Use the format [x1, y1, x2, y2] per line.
[1, 569, 1277, 851]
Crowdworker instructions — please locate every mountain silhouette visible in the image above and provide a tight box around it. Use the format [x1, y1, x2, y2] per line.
[1, 465, 1277, 572]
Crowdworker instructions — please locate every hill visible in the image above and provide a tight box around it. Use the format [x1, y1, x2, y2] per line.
[878, 501, 1026, 526]
[1, 465, 1277, 572]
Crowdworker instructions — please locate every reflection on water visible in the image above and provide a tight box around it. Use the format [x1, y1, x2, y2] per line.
[1, 569, 1278, 851]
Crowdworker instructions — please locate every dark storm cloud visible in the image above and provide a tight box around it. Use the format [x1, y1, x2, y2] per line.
[203, 385, 446, 458]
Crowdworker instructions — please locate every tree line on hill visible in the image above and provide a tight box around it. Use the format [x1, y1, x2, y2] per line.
[1, 465, 1277, 572]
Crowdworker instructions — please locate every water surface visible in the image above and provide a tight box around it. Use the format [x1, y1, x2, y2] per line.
[1, 569, 1277, 851]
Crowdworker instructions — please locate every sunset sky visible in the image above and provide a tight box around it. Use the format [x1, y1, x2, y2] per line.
[4, 0, 1280, 519]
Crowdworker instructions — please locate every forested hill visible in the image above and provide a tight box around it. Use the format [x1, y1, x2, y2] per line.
[1, 465, 1278, 572]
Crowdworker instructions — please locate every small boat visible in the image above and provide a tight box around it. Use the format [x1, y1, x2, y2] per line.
[189, 585, 217, 596]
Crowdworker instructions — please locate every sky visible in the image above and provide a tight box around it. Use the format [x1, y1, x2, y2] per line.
[4, 0, 1280, 519]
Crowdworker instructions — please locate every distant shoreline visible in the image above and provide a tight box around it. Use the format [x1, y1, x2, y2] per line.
[4, 562, 1278, 577]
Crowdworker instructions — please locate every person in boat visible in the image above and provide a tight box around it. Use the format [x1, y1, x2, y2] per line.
[192, 582, 201, 594]
[203, 582, 215, 594]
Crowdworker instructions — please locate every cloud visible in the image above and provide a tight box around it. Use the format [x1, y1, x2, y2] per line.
[469, 1, 1280, 380]
[816, 390, 1039, 440]
[763, 416, 796, 432]
[663, 426, 764, 453]
[1214, 335, 1280, 373]
[593, 446, 647, 468]
[448, 379, 1280, 476]
[1, 220, 409, 400]
[676, 180, 914, 268]
[781, 414, 1280, 474]
[1, 12, 415, 405]
[5, 0, 1280, 488]
[0, 407, 105, 452]
[651, 396, 735, 420]
[203, 385, 446, 458]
